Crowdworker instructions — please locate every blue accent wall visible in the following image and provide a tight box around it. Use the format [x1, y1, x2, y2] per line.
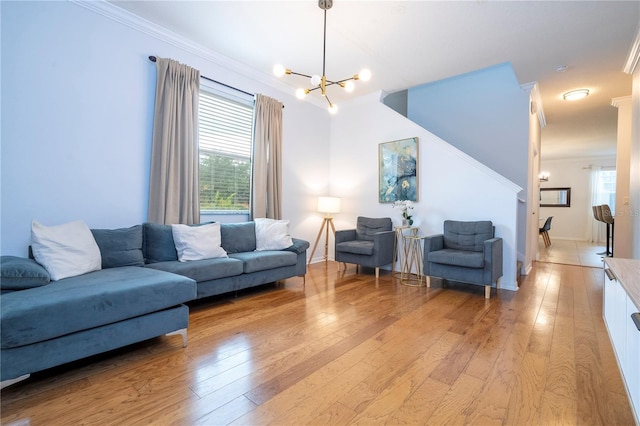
[407, 63, 530, 189]
[0, 1, 330, 255]
[1, 2, 156, 255]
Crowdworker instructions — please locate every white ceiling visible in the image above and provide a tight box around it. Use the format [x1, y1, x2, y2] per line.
[111, 0, 639, 160]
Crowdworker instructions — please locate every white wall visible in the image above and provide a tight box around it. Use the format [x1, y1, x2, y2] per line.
[328, 92, 522, 291]
[631, 55, 640, 259]
[539, 156, 616, 241]
[0, 1, 329, 255]
[528, 93, 542, 271]
[613, 97, 633, 258]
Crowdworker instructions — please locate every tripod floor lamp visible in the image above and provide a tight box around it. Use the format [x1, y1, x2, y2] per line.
[308, 196, 341, 264]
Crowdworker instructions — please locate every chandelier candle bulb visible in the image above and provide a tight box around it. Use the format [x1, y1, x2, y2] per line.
[359, 69, 372, 81]
[344, 81, 355, 92]
[273, 64, 285, 77]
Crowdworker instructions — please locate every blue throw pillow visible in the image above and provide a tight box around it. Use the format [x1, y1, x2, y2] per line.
[220, 222, 257, 253]
[0, 255, 51, 290]
[143, 223, 178, 263]
[91, 225, 144, 269]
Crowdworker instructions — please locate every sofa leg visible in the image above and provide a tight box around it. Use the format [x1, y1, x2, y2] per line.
[166, 328, 188, 348]
[485, 285, 491, 299]
[1, 374, 30, 390]
[375, 267, 379, 278]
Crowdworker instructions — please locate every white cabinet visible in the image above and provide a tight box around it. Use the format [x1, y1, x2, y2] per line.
[603, 258, 640, 425]
[626, 296, 640, 414]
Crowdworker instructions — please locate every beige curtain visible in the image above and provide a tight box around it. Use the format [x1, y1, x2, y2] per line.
[251, 94, 283, 219]
[148, 57, 200, 225]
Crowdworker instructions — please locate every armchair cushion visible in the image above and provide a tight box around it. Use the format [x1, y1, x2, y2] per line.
[428, 249, 484, 268]
[443, 220, 493, 252]
[336, 240, 374, 256]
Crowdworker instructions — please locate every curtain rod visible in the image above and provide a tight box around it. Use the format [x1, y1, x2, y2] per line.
[148, 55, 254, 98]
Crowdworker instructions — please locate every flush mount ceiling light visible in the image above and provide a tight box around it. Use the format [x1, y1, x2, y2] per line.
[563, 89, 590, 101]
[273, 0, 371, 114]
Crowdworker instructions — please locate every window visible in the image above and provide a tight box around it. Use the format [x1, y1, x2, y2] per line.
[597, 169, 617, 215]
[198, 86, 254, 213]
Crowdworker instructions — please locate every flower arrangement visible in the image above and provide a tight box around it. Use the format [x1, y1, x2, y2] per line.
[392, 200, 414, 225]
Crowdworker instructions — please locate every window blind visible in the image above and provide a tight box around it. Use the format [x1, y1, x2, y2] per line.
[198, 89, 254, 212]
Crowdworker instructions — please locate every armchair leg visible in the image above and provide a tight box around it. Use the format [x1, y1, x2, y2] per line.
[375, 267, 379, 278]
[485, 285, 491, 299]
[426, 276, 431, 288]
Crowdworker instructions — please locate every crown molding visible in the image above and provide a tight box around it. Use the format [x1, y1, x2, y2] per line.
[611, 95, 632, 108]
[623, 24, 640, 74]
[69, 0, 302, 102]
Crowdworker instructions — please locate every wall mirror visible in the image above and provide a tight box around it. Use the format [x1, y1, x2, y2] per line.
[540, 187, 571, 207]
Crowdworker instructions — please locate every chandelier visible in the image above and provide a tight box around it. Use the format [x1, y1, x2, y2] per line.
[273, 0, 371, 114]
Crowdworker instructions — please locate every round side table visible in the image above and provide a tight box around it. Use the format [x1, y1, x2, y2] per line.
[401, 235, 426, 287]
[392, 226, 418, 274]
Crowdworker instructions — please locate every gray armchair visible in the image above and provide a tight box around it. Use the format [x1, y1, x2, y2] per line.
[423, 220, 503, 299]
[335, 217, 395, 278]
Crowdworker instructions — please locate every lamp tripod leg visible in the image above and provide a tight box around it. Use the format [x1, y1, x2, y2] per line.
[324, 218, 331, 261]
[308, 218, 328, 265]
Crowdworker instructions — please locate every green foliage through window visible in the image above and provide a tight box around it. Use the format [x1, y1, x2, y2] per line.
[199, 153, 250, 211]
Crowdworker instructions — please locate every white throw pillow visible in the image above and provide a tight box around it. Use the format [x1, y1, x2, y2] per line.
[254, 218, 293, 251]
[171, 222, 228, 262]
[31, 220, 102, 281]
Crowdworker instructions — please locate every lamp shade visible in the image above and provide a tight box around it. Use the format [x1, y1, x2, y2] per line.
[317, 196, 341, 214]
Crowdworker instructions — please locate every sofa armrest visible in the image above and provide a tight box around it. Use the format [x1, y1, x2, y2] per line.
[335, 229, 356, 244]
[423, 234, 444, 254]
[373, 230, 395, 264]
[423, 234, 444, 276]
[373, 230, 395, 246]
[285, 238, 310, 255]
[483, 237, 503, 283]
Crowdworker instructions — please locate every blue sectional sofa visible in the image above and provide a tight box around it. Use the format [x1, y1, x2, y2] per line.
[0, 221, 309, 387]
[142, 222, 309, 299]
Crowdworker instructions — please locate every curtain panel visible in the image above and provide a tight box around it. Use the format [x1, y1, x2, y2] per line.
[148, 57, 200, 225]
[587, 166, 605, 243]
[252, 94, 284, 219]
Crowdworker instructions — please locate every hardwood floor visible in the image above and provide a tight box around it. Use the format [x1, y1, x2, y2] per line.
[538, 238, 607, 268]
[1, 261, 635, 425]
